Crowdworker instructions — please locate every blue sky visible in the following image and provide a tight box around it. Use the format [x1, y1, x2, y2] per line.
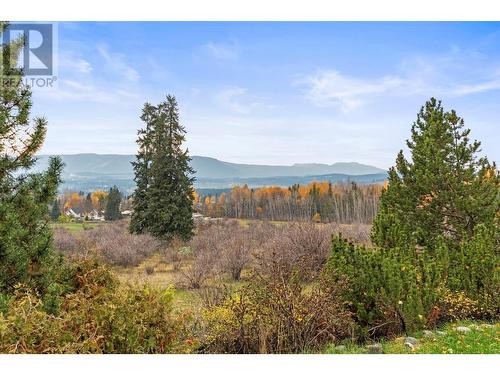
[33, 22, 500, 169]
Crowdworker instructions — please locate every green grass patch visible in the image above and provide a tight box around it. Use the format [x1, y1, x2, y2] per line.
[51, 222, 102, 232]
[324, 321, 500, 354]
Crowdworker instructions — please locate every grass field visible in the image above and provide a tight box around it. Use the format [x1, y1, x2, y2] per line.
[113, 253, 246, 312]
[323, 321, 500, 354]
[51, 222, 105, 232]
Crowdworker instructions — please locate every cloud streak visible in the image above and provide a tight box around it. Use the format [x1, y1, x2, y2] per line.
[203, 41, 239, 60]
[298, 70, 403, 111]
[97, 45, 140, 82]
[215, 87, 260, 114]
[299, 50, 500, 111]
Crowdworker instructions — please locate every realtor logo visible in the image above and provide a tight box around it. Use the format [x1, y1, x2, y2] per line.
[2, 23, 53, 76]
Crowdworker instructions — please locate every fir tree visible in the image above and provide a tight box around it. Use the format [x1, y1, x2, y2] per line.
[130, 95, 195, 241]
[129, 103, 155, 234]
[105, 186, 122, 221]
[0, 22, 63, 293]
[372, 98, 499, 249]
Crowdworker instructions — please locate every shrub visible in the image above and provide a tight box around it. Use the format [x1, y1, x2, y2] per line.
[181, 225, 222, 288]
[439, 290, 482, 321]
[217, 223, 255, 281]
[165, 237, 189, 271]
[327, 223, 372, 244]
[255, 223, 332, 280]
[182, 220, 257, 287]
[53, 221, 161, 267]
[199, 264, 352, 353]
[52, 227, 92, 259]
[446, 224, 499, 318]
[326, 235, 447, 338]
[0, 260, 191, 353]
[326, 224, 500, 339]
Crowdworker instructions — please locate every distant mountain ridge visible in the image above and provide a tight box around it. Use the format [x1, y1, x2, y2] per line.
[32, 154, 387, 192]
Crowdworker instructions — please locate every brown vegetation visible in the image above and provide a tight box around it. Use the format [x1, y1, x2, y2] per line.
[53, 221, 161, 267]
[197, 181, 382, 224]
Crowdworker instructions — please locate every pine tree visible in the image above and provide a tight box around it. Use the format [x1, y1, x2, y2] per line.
[372, 98, 499, 249]
[105, 186, 122, 221]
[0, 22, 63, 293]
[130, 95, 195, 241]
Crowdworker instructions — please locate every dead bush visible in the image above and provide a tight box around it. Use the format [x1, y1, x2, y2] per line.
[164, 237, 191, 271]
[254, 223, 331, 280]
[200, 263, 352, 353]
[52, 227, 96, 260]
[54, 221, 161, 267]
[182, 220, 257, 288]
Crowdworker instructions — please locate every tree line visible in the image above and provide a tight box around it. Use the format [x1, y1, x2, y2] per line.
[196, 181, 383, 224]
[50, 186, 126, 221]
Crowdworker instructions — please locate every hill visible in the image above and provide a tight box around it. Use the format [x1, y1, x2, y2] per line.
[32, 154, 387, 192]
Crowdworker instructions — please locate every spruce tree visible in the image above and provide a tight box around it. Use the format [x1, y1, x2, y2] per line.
[129, 103, 155, 234]
[50, 199, 61, 220]
[372, 98, 499, 249]
[105, 186, 122, 221]
[0, 22, 63, 293]
[130, 95, 195, 241]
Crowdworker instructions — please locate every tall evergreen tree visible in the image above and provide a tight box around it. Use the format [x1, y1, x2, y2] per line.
[105, 186, 122, 221]
[130, 95, 195, 241]
[50, 199, 61, 220]
[0, 22, 63, 293]
[372, 98, 499, 249]
[129, 103, 155, 234]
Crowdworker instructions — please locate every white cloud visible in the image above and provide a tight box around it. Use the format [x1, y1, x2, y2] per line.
[214, 87, 273, 115]
[97, 45, 140, 82]
[215, 87, 258, 114]
[59, 55, 93, 74]
[300, 61, 500, 112]
[204, 41, 239, 60]
[299, 70, 403, 111]
[449, 75, 500, 96]
[39, 79, 139, 104]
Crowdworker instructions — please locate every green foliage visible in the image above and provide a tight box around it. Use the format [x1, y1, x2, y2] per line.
[445, 224, 500, 318]
[130, 95, 195, 241]
[50, 199, 61, 220]
[327, 227, 499, 338]
[57, 214, 71, 223]
[327, 98, 500, 340]
[104, 185, 122, 221]
[0, 260, 191, 353]
[0, 23, 63, 295]
[372, 98, 499, 249]
[326, 235, 447, 338]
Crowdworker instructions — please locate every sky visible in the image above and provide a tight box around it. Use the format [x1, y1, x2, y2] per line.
[31, 22, 500, 169]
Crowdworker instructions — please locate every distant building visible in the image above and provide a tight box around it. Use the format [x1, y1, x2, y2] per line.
[121, 209, 133, 216]
[65, 207, 83, 220]
[64, 208, 104, 221]
[88, 209, 105, 221]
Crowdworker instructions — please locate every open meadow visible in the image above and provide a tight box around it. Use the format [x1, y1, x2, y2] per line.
[47, 218, 499, 354]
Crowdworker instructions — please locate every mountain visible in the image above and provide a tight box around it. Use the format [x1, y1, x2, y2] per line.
[195, 172, 388, 189]
[32, 154, 387, 192]
[191, 157, 386, 178]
